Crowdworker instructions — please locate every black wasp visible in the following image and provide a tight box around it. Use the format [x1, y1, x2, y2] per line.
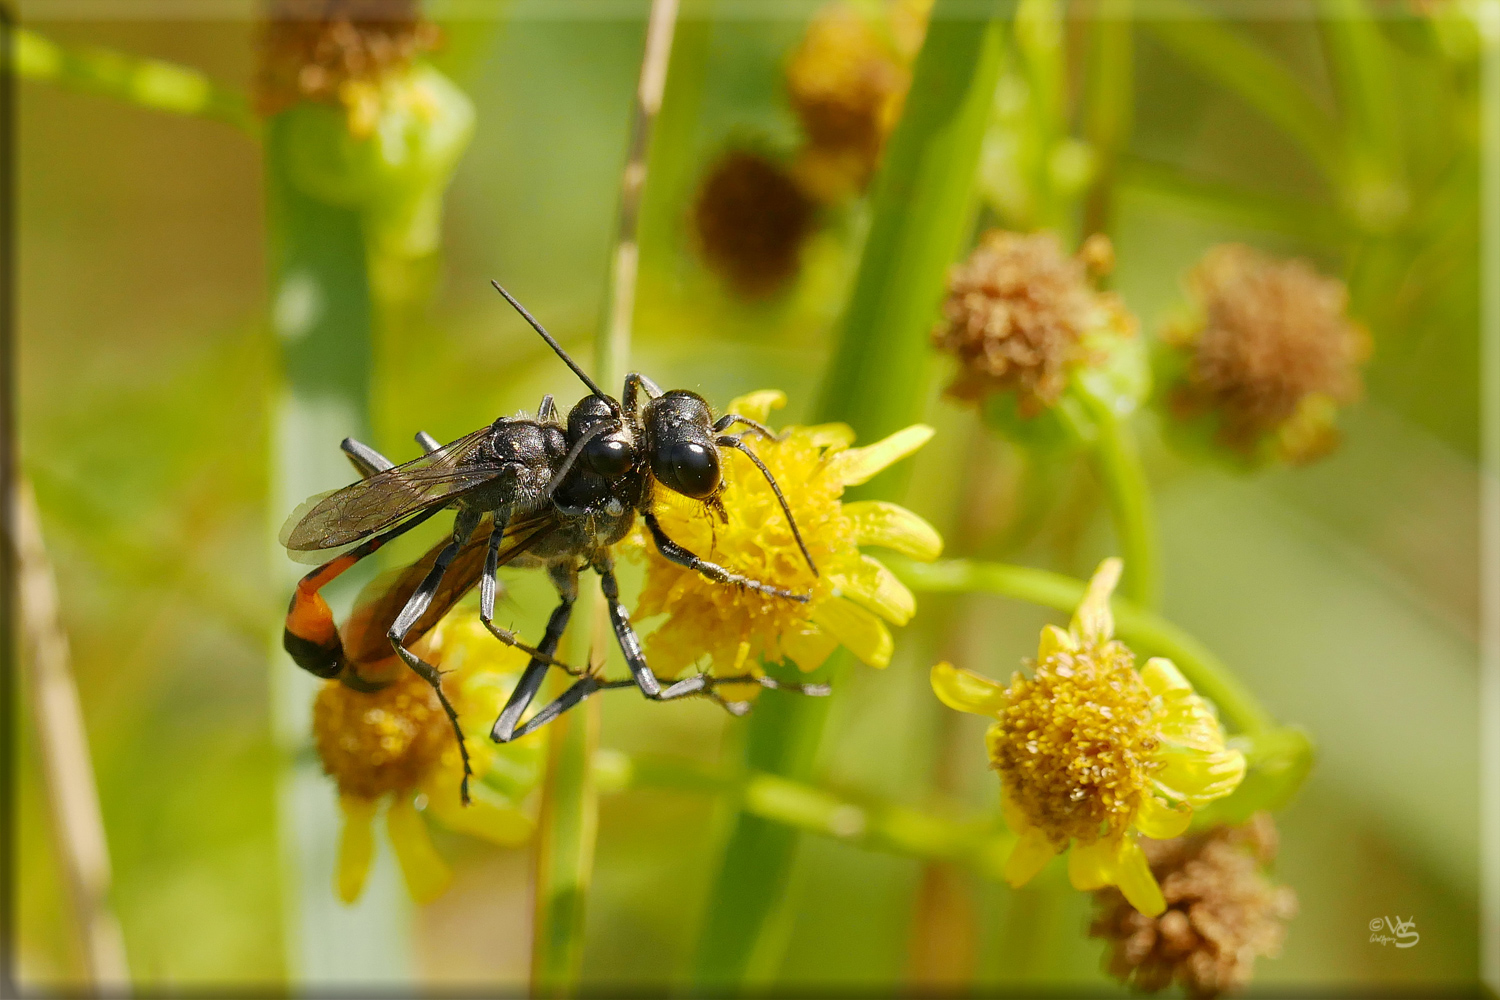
[281, 282, 828, 802]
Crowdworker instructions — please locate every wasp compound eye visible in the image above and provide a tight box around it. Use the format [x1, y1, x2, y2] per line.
[656, 441, 720, 498]
[587, 436, 633, 478]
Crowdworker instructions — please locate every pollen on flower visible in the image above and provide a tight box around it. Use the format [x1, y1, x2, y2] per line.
[932, 230, 1134, 416]
[990, 637, 1161, 846]
[1163, 243, 1368, 464]
[630, 390, 939, 680]
[256, 0, 439, 118]
[693, 149, 817, 299]
[1091, 813, 1298, 997]
[313, 668, 449, 801]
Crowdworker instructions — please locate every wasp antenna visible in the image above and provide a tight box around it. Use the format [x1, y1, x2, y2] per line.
[491, 280, 611, 402]
[717, 435, 818, 577]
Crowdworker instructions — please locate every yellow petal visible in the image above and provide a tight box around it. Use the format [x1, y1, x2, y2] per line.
[999, 785, 1029, 833]
[336, 795, 378, 905]
[1071, 558, 1122, 643]
[1004, 826, 1057, 887]
[781, 622, 840, 673]
[801, 422, 857, 449]
[387, 796, 452, 904]
[1036, 624, 1076, 660]
[811, 597, 893, 667]
[1114, 837, 1167, 917]
[1153, 746, 1247, 807]
[842, 501, 943, 561]
[931, 661, 1007, 715]
[724, 389, 785, 424]
[1133, 794, 1192, 840]
[1139, 657, 1191, 696]
[827, 424, 935, 486]
[831, 555, 916, 626]
[425, 780, 535, 847]
[1068, 838, 1118, 891]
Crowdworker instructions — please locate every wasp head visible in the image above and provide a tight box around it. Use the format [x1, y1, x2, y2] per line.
[643, 390, 721, 499]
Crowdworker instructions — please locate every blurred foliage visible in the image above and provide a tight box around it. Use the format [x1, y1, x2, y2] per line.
[14, 2, 1484, 994]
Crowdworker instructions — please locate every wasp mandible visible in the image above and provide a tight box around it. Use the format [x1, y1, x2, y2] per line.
[281, 283, 829, 802]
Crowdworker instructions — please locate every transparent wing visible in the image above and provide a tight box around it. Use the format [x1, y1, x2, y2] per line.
[280, 427, 498, 551]
[340, 510, 562, 667]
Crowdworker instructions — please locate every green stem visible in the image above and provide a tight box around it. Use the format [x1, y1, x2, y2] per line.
[1080, 0, 1133, 237]
[530, 696, 600, 995]
[691, 4, 1007, 990]
[1117, 155, 1348, 245]
[1141, 0, 1343, 185]
[265, 114, 413, 984]
[598, 752, 1015, 879]
[891, 557, 1277, 735]
[1078, 392, 1159, 609]
[14, 28, 256, 133]
[529, 4, 682, 993]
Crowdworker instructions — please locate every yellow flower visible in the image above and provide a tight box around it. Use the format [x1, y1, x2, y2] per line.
[629, 389, 942, 683]
[313, 612, 544, 904]
[930, 558, 1245, 916]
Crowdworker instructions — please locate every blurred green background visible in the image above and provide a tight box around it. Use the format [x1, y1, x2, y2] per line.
[14, 2, 1483, 993]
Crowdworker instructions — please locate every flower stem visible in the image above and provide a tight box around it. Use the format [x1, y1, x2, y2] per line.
[598, 751, 1016, 877]
[691, 4, 1008, 988]
[1079, 392, 1159, 609]
[1080, 0, 1133, 237]
[14, 27, 256, 133]
[529, 3, 681, 993]
[530, 698, 601, 995]
[891, 557, 1277, 735]
[265, 112, 414, 982]
[1141, 0, 1343, 185]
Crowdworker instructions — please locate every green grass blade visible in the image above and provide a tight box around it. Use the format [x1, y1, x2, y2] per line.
[690, 4, 1007, 989]
[1142, 0, 1344, 185]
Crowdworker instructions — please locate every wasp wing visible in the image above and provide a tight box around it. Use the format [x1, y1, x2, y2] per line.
[280, 427, 498, 551]
[341, 509, 562, 668]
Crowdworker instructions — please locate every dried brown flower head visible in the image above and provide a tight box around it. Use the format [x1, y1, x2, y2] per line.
[257, 0, 439, 118]
[932, 231, 1131, 416]
[785, 2, 918, 200]
[1091, 813, 1298, 998]
[694, 149, 817, 298]
[313, 667, 449, 800]
[1164, 244, 1368, 464]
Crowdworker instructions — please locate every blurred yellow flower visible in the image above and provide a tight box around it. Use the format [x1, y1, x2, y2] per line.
[630, 389, 941, 684]
[930, 558, 1245, 916]
[313, 612, 544, 904]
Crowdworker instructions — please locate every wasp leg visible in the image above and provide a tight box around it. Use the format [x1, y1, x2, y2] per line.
[491, 561, 581, 743]
[537, 393, 558, 423]
[284, 504, 446, 679]
[414, 430, 442, 454]
[711, 413, 780, 440]
[622, 372, 663, 416]
[341, 438, 395, 478]
[641, 510, 810, 602]
[387, 508, 481, 803]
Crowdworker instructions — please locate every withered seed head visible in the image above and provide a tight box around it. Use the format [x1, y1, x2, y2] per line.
[693, 149, 817, 299]
[1164, 244, 1368, 464]
[257, 0, 439, 117]
[313, 668, 449, 800]
[1091, 813, 1298, 998]
[932, 230, 1125, 416]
